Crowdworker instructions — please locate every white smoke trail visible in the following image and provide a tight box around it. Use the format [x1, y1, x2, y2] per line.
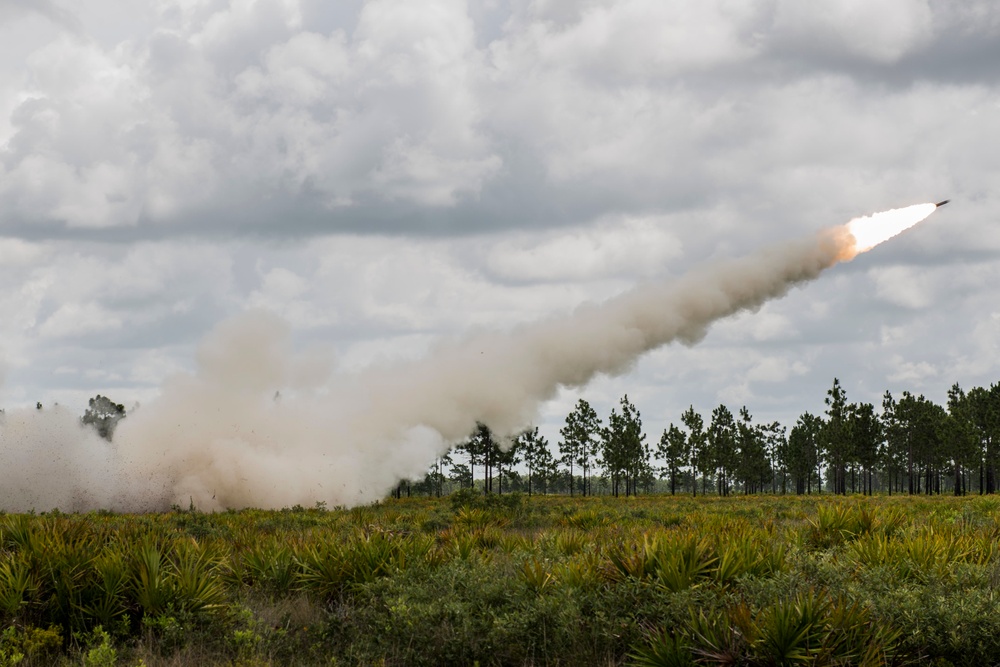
[0, 206, 937, 511]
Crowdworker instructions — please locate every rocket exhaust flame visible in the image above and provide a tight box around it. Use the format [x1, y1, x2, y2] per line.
[0, 203, 943, 512]
[842, 203, 940, 257]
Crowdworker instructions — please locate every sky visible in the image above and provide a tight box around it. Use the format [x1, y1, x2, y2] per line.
[1, 0, 999, 455]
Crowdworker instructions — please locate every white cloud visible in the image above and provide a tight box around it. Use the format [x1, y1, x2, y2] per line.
[880, 324, 908, 346]
[886, 354, 938, 384]
[496, 0, 766, 80]
[0, 32, 221, 227]
[0, 0, 502, 228]
[38, 302, 123, 339]
[773, 0, 935, 63]
[712, 306, 800, 344]
[234, 31, 350, 104]
[126, 349, 188, 385]
[246, 266, 323, 329]
[190, 0, 303, 55]
[871, 265, 934, 309]
[0, 0, 82, 33]
[964, 312, 1000, 376]
[747, 356, 808, 383]
[0, 0, 996, 465]
[227, 0, 501, 207]
[0, 0, 997, 238]
[485, 216, 681, 282]
[0, 238, 45, 265]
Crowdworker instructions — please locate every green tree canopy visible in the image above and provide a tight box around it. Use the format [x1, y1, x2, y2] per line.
[81, 395, 126, 441]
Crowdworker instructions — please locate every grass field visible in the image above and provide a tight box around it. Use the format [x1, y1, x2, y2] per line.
[2, 492, 1000, 665]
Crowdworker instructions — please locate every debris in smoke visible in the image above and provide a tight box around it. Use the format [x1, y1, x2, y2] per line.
[0, 405, 119, 512]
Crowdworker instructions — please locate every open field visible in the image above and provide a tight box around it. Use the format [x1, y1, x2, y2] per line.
[2, 494, 1000, 665]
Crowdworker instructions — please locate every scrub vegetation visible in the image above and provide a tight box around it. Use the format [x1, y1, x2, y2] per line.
[2, 494, 1000, 665]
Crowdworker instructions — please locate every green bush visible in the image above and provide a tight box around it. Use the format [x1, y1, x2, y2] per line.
[0, 494, 997, 664]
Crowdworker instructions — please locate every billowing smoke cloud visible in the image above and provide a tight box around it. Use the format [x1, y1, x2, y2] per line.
[0, 224, 861, 511]
[0, 406, 119, 510]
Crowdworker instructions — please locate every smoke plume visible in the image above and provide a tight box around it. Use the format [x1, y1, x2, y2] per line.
[0, 220, 884, 511]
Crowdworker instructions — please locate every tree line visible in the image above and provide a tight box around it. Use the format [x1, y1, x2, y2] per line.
[27, 384, 1000, 500]
[398, 378, 1000, 498]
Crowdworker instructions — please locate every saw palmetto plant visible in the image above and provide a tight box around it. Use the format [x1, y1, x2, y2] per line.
[0, 495, 997, 665]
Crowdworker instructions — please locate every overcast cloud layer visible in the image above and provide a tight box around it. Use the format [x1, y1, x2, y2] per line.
[1, 0, 999, 471]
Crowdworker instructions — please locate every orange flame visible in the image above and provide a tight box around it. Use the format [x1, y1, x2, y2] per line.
[841, 203, 938, 260]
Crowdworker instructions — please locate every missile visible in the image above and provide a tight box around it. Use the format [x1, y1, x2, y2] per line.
[935, 200, 950, 207]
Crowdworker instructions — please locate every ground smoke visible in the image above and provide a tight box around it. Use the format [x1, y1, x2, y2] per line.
[0, 227, 855, 511]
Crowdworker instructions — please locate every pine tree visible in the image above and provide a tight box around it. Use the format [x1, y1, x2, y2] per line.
[559, 399, 602, 496]
[822, 378, 849, 495]
[788, 412, 822, 494]
[656, 424, 688, 495]
[682, 406, 709, 496]
[518, 427, 553, 496]
[708, 404, 736, 496]
[602, 395, 646, 497]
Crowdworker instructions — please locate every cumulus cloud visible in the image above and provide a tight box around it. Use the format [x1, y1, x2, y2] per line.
[0, 0, 501, 232]
[484, 216, 681, 282]
[746, 356, 809, 384]
[871, 265, 935, 309]
[0, 0, 998, 489]
[966, 312, 1000, 375]
[772, 0, 934, 64]
[230, 0, 501, 208]
[0, 0, 997, 237]
[493, 0, 768, 81]
[0, 237, 45, 265]
[38, 302, 123, 339]
[886, 354, 938, 384]
[0, 32, 216, 227]
[0, 0, 82, 33]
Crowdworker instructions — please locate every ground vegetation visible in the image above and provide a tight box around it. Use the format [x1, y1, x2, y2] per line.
[1, 495, 999, 665]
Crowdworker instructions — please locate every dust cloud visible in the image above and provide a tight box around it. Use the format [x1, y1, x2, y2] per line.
[0, 225, 860, 511]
